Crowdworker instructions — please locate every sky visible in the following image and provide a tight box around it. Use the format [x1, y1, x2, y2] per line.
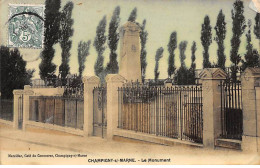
[0, 0, 259, 79]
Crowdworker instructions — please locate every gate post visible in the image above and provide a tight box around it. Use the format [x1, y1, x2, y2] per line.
[83, 76, 100, 137]
[199, 68, 227, 148]
[13, 90, 24, 129]
[241, 68, 260, 152]
[23, 85, 34, 131]
[106, 74, 126, 140]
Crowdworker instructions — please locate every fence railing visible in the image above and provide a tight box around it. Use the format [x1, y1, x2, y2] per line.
[31, 75, 83, 88]
[93, 87, 107, 138]
[29, 96, 84, 130]
[118, 85, 203, 144]
[220, 80, 243, 140]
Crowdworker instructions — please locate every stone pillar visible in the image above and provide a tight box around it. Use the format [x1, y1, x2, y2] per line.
[23, 85, 34, 131]
[13, 90, 24, 129]
[83, 76, 100, 137]
[164, 80, 173, 88]
[199, 68, 227, 148]
[119, 21, 142, 82]
[241, 68, 260, 152]
[106, 74, 126, 140]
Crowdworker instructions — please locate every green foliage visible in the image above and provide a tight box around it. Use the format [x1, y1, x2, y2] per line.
[39, 0, 61, 79]
[59, 1, 74, 85]
[175, 41, 192, 85]
[188, 41, 197, 85]
[242, 20, 259, 70]
[154, 47, 164, 82]
[175, 66, 190, 85]
[140, 19, 148, 82]
[94, 16, 107, 82]
[214, 10, 226, 70]
[106, 6, 120, 74]
[128, 7, 137, 22]
[254, 13, 260, 39]
[167, 31, 177, 79]
[230, 0, 246, 81]
[0, 46, 34, 99]
[78, 40, 91, 77]
[201, 15, 212, 68]
[179, 41, 188, 68]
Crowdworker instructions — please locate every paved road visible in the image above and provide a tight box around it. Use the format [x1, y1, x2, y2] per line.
[0, 123, 259, 165]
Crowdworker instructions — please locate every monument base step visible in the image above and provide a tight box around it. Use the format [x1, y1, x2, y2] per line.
[215, 138, 241, 150]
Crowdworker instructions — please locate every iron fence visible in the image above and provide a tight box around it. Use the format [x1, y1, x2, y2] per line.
[29, 96, 84, 130]
[118, 85, 203, 144]
[63, 83, 84, 98]
[220, 80, 243, 140]
[93, 87, 107, 138]
[31, 74, 83, 88]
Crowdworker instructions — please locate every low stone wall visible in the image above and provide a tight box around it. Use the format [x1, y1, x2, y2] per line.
[113, 129, 203, 148]
[30, 87, 64, 96]
[26, 120, 84, 136]
[0, 118, 13, 126]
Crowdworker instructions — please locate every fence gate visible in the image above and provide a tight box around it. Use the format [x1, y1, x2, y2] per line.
[220, 80, 243, 140]
[93, 87, 107, 138]
[18, 95, 23, 129]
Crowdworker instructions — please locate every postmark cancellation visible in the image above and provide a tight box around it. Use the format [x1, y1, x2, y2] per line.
[8, 4, 44, 49]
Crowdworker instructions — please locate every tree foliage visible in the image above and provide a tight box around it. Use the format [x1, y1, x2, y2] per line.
[128, 7, 137, 22]
[242, 20, 259, 70]
[140, 19, 148, 82]
[59, 1, 74, 85]
[106, 6, 120, 74]
[0, 46, 34, 99]
[254, 13, 260, 40]
[188, 41, 197, 84]
[39, 0, 61, 79]
[175, 41, 190, 85]
[78, 40, 91, 77]
[179, 41, 188, 68]
[94, 16, 107, 81]
[214, 10, 226, 70]
[201, 15, 212, 68]
[154, 47, 164, 82]
[230, 0, 246, 81]
[167, 31, 177, 79]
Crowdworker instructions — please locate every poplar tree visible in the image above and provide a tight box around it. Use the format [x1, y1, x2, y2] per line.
[94, 16, 107, 81]
[128, 7, 137, 22]
[201, 15, 212, 68]
[39, 0, 61, 79]
[188, 41, 197, 84]
[230, 0, 246, 81]
[242, 20, 259, 70]
[140, 19, 148, 82]
[175, 41, 188, 85]
[167, 32, 177, 79]
[106, 6, 120, 74]
[59, 2, 74, 85]
[78, 40, 91, 77]
[154, 47, 164, 82]
[214, 10, 226, 70]
[254, 13, 260, 48]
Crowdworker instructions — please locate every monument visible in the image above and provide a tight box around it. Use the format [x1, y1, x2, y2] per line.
[119, 21, 142, 82]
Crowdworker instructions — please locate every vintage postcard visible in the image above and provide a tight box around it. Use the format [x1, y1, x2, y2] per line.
[0, 0, 260, 165]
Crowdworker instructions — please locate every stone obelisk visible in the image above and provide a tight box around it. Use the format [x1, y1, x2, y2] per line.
[119, 21, 142, 82]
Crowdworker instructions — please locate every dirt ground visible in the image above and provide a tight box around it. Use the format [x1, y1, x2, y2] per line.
[0, 123, 259, 165]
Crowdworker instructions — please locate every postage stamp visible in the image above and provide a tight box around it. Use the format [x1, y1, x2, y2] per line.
[8, 4, 44, 49]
